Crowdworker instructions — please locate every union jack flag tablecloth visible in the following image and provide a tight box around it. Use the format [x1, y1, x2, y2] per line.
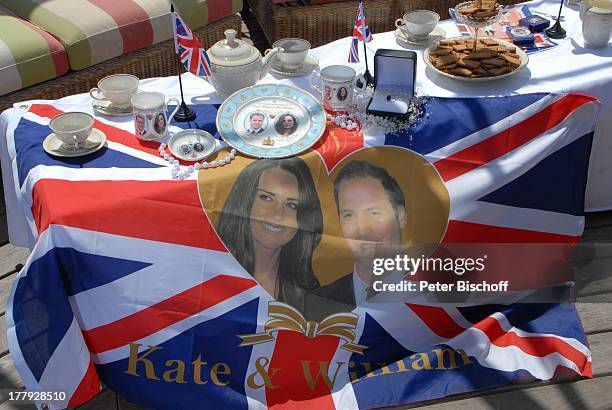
[2, 93, 600, 409]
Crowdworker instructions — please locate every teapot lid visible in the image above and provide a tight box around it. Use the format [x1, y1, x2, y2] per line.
[208, 29, 261, 66]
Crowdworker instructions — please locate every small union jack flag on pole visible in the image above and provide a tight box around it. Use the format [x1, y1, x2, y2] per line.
[172, 7, 212, 77]
[347, 0, 373, 63]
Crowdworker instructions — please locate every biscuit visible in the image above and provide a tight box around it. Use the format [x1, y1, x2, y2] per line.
[459, 7, 479, 15]
[464, 59, 482, 69]
[439, 39, 457, 46]
[437, 53, 458, 66]
[482, 58, 506, 67]
[449, 68, 473, 77]
[467, 51, 493, 60]
[501, 54, 521, 68]
[430, 48, 452, 56]
[480, 38, 499, 46]
[472, 10, 498, 18]
[487, 66, 511, 76]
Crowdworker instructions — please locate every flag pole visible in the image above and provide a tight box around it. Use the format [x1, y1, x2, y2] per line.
[360, 0, 374, 86]
[171, 4, 196, 122]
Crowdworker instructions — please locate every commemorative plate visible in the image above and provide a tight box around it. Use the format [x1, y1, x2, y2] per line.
[216, 84, 326, 158]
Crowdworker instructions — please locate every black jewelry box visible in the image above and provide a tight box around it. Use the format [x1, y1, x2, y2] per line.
[366, 49, 417, 119]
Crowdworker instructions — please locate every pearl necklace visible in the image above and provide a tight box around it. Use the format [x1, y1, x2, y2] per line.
[326, 113, 359, 131]
[327, 94, 428, 135]
[158, 142, 237, 180]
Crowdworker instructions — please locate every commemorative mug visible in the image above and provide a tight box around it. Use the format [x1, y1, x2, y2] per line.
[90, 74, 139, 107]
[309, 65, 366, 111]
[395, 10, 440, 40]
[130, 92, 180, 140]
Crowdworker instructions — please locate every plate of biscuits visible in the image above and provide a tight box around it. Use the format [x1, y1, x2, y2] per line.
[424, 37, 528, 82]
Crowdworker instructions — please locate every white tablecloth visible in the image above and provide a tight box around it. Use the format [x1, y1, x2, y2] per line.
[1, 0, 611, 247]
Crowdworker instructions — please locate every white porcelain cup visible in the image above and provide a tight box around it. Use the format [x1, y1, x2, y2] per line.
[272, 38, 311, 69]
[90, 74, 139, 107]
[582, 2, 612, 48]
[395, 10, 440, 40]
[309, 65, 366, 111]
[131, 92, 180, 140]
[49, 112, 95, 150]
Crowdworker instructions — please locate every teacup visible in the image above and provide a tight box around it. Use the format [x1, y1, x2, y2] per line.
[90, 74, 139, 107]
[49, 112, 95, 150]
[581, 1, 612, 48]
[395, 10, 440, 40]
[272, 38, 311, 69]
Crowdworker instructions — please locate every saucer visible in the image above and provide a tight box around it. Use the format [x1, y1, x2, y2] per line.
[168, 129, 216, 161]
[270, 55, 319, 78]
[43, 128, 107, 157]
[92, 99, 132, 116]
[395, 26, 446, 46]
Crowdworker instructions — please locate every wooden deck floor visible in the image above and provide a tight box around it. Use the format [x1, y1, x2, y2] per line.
[1, 10, 612, 410]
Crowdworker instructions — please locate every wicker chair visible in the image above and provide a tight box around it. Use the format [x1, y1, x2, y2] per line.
[246, 0, 526, 48]
[0, 14, 242, 113]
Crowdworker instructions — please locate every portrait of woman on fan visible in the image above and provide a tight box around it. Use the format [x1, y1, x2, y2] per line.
[215, 157, 323, 312]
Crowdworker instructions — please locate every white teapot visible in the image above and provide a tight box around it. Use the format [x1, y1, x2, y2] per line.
[205, 29, 281, 97]
[580, 0, 612, 48]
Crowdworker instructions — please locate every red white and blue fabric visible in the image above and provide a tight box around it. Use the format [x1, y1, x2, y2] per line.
[353, 0, 372, 43]
[172, 11, 212, 77]
[348, 36, 360, 63]
[347, 0, 372, 63]
[5, 93, 599, 409]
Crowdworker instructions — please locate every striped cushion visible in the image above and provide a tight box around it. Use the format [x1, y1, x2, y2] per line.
[0, 0, 242, 71]
[0, 6, 69, 96]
